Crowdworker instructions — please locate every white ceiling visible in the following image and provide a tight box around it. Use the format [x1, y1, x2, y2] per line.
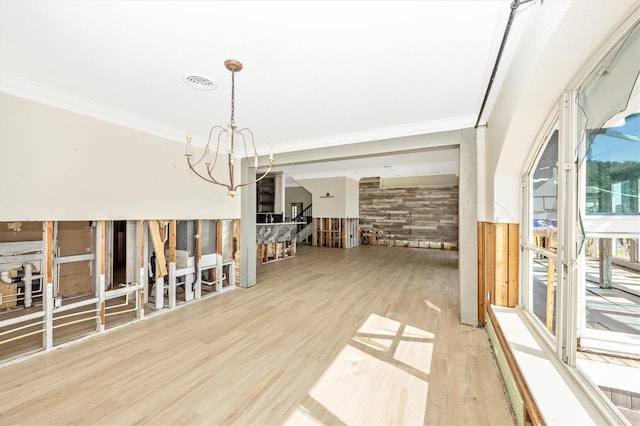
[0, 0, 514, 179]
[270, 148, 460, 186]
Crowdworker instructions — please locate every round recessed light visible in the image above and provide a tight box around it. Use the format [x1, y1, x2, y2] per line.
[183, 75, 217, 91]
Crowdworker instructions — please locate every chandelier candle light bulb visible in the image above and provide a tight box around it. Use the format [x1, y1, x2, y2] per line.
[184, 59, 275, 197]
[185, 132, 192, 157]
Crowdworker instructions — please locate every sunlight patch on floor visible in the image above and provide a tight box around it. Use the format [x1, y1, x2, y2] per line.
[285, 404, 325, 425]
[356, 313, 401, 336]
[424, 299, 441, 312]
[394, 340, 434, 375]
[307, 344, 428, 425]
[285, 313, 434, 425]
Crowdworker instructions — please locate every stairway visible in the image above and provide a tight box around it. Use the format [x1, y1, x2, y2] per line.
[296, 222, 313, 243]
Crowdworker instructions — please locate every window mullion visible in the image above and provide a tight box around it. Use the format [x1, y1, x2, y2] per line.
[557, 91, 579, 365]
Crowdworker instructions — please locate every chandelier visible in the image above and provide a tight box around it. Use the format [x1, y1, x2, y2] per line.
[184, 59, 274, 197]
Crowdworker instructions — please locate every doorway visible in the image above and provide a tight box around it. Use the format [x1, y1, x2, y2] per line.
[290, 202, 303, 221]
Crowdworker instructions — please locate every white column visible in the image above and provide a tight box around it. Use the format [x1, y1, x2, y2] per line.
[137, 267, 145, 319]
[43, 282, 53, 350]
[459, 128, 478, 326]
[240, 159, 257, 287]
[184, 272, 194, 301]
[168, 262, 176, 308]
[97, 273, 105, 333]
[24, 263, 32, 308]
[154, 276, 164, 310]
[216, 254, 223, 293]
[195, 263, 202, 300]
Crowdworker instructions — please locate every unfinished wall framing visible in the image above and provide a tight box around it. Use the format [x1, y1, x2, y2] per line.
[311, 218, 359, 248]
[1, 217, 240, 364]
[477, 221, 520, 325]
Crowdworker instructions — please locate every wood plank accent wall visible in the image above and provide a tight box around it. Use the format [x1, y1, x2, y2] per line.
[359, 177, 458, 248]
[478, 221, 520, 325]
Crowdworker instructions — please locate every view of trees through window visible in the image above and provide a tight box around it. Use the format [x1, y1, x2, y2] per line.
[586, 113, 640, 215]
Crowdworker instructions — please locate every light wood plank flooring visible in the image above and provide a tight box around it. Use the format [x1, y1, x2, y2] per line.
[0, 245, 514, 425]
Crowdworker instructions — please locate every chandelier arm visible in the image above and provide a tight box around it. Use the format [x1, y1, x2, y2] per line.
[205, 164, 231, 190]
[237, 131, 251, 169]
[237, 128, 259, 169]
[208, 125, 226, 171]
[189, 125, 226, 168]
[205, 157, 233, 191]
[187, 151, 207, 168]
[204, 128, 226, 184]
[187, 157, 230, 190]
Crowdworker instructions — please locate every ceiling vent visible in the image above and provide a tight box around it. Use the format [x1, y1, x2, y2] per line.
[183, 75, 217, 91]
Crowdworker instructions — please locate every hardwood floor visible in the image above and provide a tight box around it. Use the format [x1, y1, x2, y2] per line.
[0, 245, 514, 425]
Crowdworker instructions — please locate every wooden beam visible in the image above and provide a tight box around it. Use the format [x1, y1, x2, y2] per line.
[168, 220, 176, 263]
[546, 255, 555, 332]
[312, 218, 318, 247]
[495, 223, 510, 306]
[148, 220, 167, 277]
[99, 220, 106, 275]
[599, 238, 612, 288]
[477, 222, 486, 325]
[139, 220, 145, 267]
[100, 300, 105, 326]
[46, 221, 54, 283]
[486, 223, 496, 306]
[508, 224, 519, 308]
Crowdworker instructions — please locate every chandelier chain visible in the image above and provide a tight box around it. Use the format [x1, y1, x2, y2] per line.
[184, 59, 274, 197]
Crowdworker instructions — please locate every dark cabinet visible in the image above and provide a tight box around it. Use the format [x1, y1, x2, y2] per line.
[256, 176, 275, 213]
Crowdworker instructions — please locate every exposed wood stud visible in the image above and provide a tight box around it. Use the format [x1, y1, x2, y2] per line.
[495, 224, 509, 306]
[312, 218, 317, 246]
[196, 220, 202, 260]
[508, 224, 519, 308]
[99, 221, 106, 275]
[486, 223, 496, 305]
[46, 221, 54, 284]
[148, 220, 167, 277]
[138, 220, 145, 269]
[599, 238, 612, 288]
[477, 222, 486, 325]
[168, 220, 176, 263]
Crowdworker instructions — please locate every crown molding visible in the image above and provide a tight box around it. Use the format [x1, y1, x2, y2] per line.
[0, 72, 185, 143]
[274, 115, 475, 154]
[1, 72, 474, 156]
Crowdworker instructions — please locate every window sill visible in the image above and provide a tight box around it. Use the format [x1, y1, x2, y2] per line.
[488, 305, 622, 425]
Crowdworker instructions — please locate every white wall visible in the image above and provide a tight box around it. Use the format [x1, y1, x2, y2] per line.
[344, 177, 359, 218]
[0, 93, 240, 220]
[296, 176, 358, 218]
[483, 1, 638, 224]
[273, 173, 285, 215]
